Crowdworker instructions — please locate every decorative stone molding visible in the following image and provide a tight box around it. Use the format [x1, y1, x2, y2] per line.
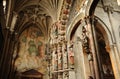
[49, 0, 73, 78]
[103, 5, 114, 14]
[88, 53, 93, 61]
[82, 26, 90, 54]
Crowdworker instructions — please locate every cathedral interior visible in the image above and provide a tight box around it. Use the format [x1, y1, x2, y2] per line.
[0, 0, 120, 79]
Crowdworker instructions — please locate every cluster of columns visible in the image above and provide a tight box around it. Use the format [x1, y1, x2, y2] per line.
[0, 5, 19, 79]
[83, 15, 120, 79]
[81, 17, 103, 79]
[49, 21, 69, 79]
[48, 0, 74, 79]
[0, 27, 19, 79]
[0, 0, 4, 52]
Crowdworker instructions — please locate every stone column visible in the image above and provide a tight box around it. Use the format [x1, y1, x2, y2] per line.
[88, 53, 95, 78]
[58, 43, 63, 70]
[0, 0, 6, 29]
[108, 45, 120, 79]
[0, 27, 10, 78]
[0, 1, 9, 74]
[63, 41, 70, 79]
[6, 32, 16, 79]
[2, 12, 18, 79]
[57, 43, 63, 78]
[86, 17, 101, 79]
[101, 6, 120, 78]
[54, 44, 58, 79]
[62, 42, 68, 69]
[82, 25, 95, 79]
[9, 33, 19, 79]
[1, 30, 12, 79]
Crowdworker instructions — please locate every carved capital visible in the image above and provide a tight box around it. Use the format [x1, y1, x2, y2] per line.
[104, 5, 114, 13]
[105, 45, 110, 53]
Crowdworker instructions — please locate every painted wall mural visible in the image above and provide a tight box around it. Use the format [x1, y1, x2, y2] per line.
[14, 26, 47, 74]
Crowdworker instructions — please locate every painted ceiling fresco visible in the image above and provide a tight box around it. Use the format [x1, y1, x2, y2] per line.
[14, 26, 47, 74]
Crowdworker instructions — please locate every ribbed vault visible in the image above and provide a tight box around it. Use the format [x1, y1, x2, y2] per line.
[14, 0, 63, 40]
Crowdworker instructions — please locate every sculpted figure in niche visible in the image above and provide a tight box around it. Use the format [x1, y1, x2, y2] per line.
[69, 41, 74, 68]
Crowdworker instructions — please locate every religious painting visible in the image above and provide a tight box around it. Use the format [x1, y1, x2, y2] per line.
[14, 26, 47, 74]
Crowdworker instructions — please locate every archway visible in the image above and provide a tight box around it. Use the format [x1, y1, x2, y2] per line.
[68, 17, 115, 79]
[94, 19, 115, 79]
[69, 20, 90, 79]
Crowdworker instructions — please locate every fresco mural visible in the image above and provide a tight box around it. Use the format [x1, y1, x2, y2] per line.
[14, 26, 47, 74]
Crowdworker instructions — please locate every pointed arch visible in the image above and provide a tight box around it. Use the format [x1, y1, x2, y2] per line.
[94, 16, 113, 45]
